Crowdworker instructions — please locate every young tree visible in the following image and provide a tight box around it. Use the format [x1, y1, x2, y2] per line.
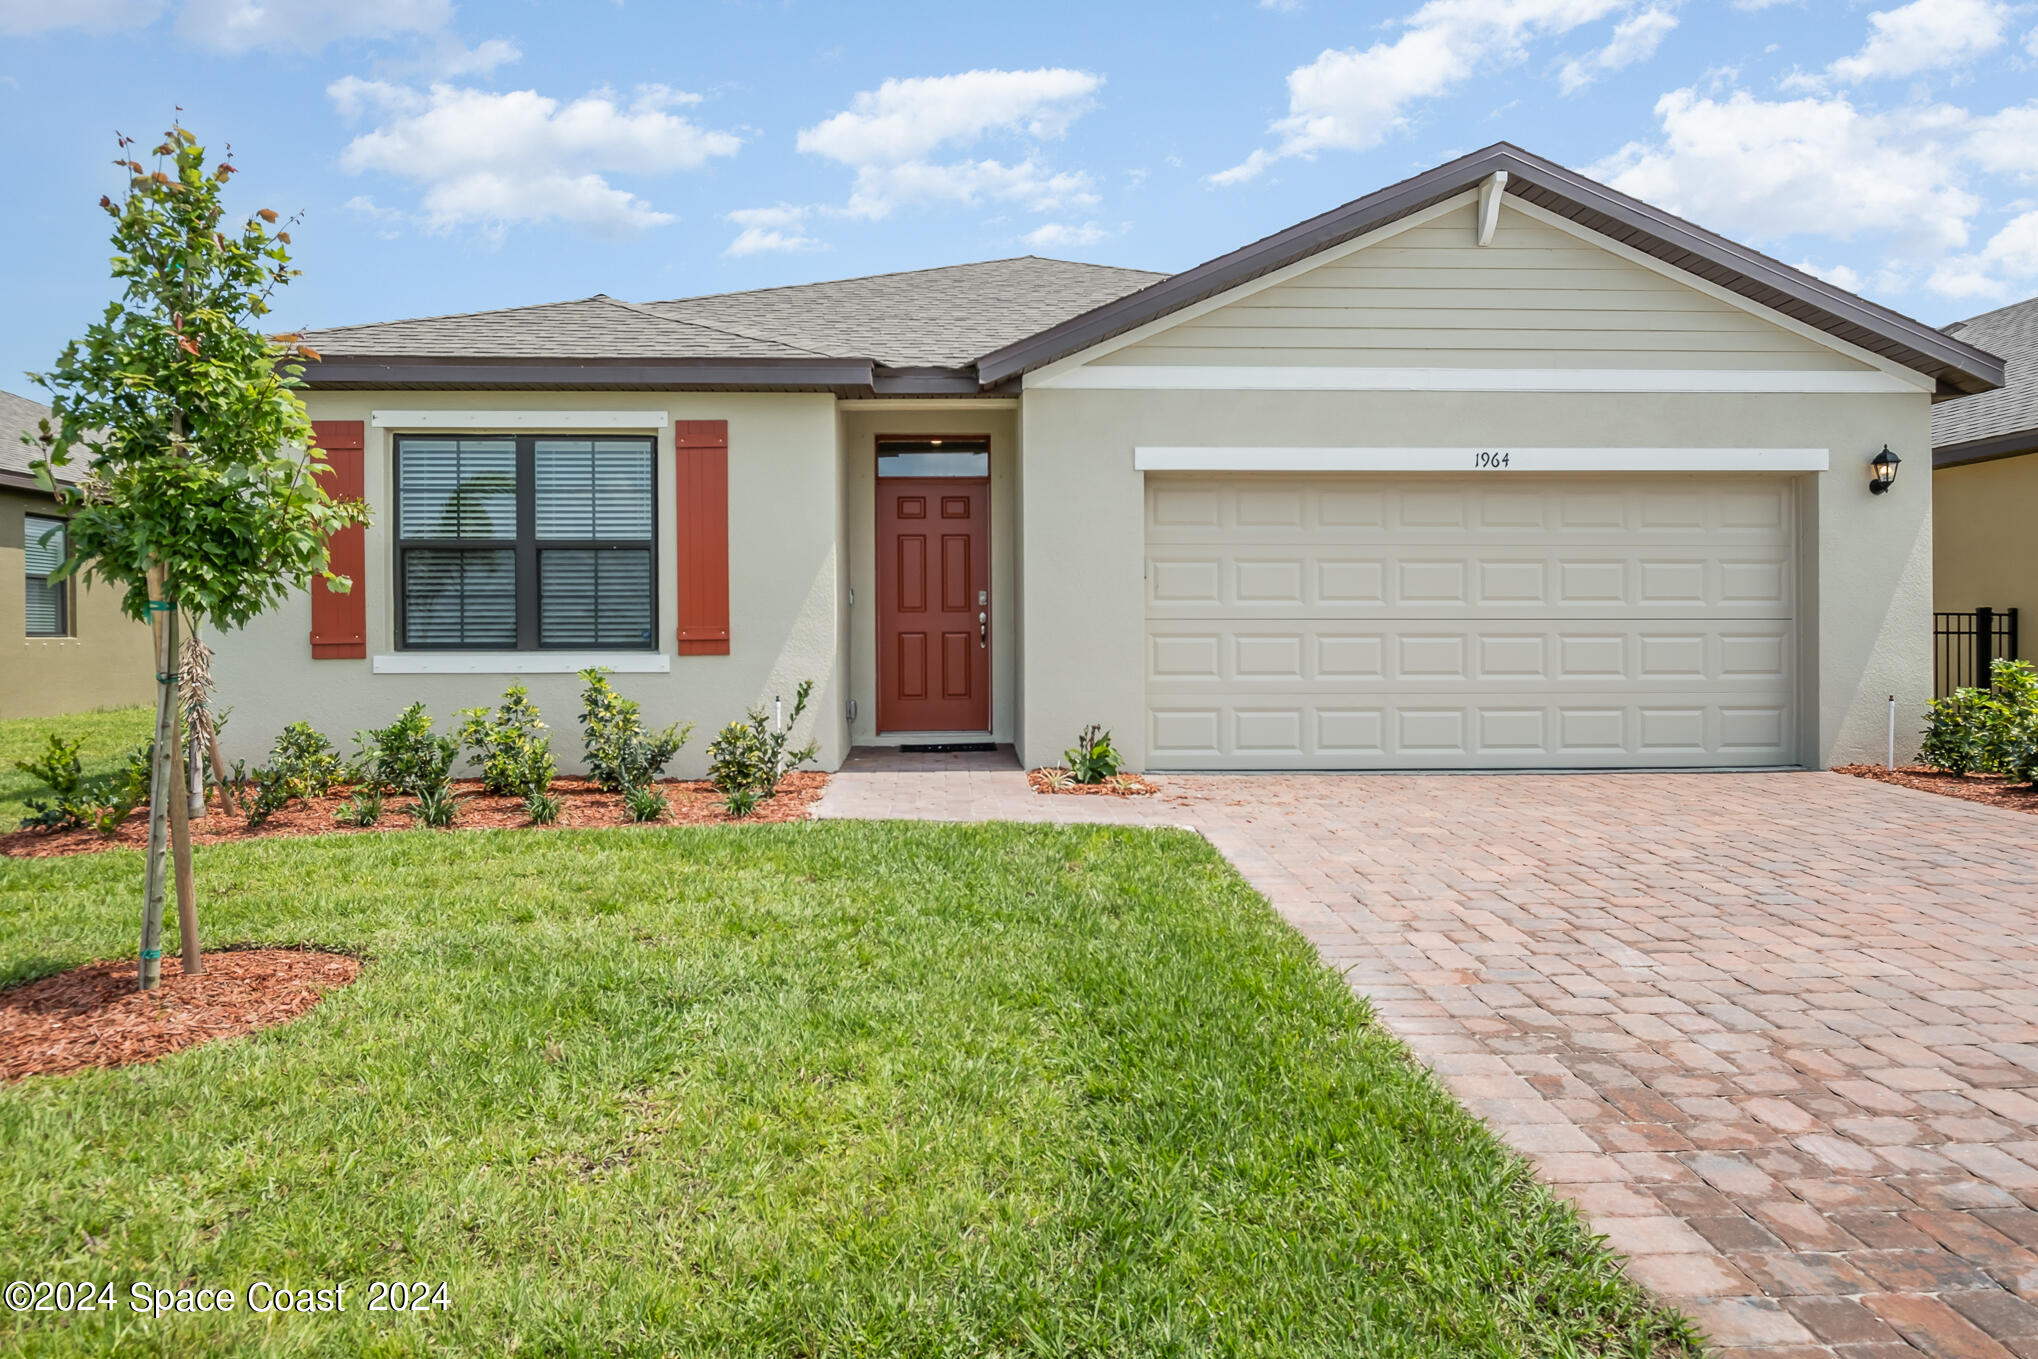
[26, 124, 366, 990]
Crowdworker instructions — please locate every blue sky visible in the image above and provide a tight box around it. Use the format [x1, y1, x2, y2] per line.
[2, 0, 2035, 388]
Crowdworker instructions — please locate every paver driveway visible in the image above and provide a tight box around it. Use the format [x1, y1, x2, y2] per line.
[819, 759, 2038, 1357]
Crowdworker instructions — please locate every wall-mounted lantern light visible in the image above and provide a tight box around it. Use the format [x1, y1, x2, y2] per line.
[1869, 445, 1901, 495]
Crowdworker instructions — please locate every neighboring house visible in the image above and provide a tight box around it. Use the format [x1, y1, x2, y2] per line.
[212, 143, 2004, 774]
[0, 388, 155, 719]
[1932, 295, 2034, 688]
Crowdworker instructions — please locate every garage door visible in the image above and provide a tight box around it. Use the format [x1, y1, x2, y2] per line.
[1144, 475, 1797, 770]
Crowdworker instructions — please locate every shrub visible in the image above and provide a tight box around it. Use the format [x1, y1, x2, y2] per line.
[355, 703, 458, 796]
[708, 679, 820, 801]
[622, 784, 667, 823]
[523, 790, 562, 826]
[578, 669, 691, 792]
[457, 685, 555, 797]
[267, 721, 347, 796]
[242, 721, 349, 828]
[16, 734, 151, 834]
[1064, 725, 1122, 785]
[334, 788, 384, 827]
[1919, 659, 2038, 786]
[1921, 689, 1989, 776]
[409, 782, 459, 829]
[721, 786, 762, 819]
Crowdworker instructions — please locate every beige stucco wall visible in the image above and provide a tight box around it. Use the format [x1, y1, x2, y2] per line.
[1933, 452, 2038, 623]
[211, 390, 842, 777]
[0, 486, 157, 719]
[837, 403, 1019, 745]
[1017, 387, 1934, 771]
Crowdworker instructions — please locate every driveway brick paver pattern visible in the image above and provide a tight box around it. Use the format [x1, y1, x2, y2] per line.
[818, 758, 2038, 1358]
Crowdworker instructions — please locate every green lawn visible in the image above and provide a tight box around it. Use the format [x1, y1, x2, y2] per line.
[0, 705, 154, 829]
[0, 823, 1694, 1357]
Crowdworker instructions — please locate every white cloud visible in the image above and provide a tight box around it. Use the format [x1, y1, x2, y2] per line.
[0, 0, 161, 33]
[332, 81, 740, 237]
[1966, 102, 2038, 178]
[1211, 0, 1628, 184]
[178, 0, 452, 52]
[1558, 5, 1677, 93]
[765, 66, 1103, 234]
[1023, 221, 1117, 248]
[1795, 258, 1865, 291]
[1592, 88, 1980, 253]
[1821, 0, 2009, 83]
[798, 68, 1100, 166]
[2028, 22, 2038, 57]
[422, 35, 519, 76]
[723, 206, 824, 256]
[1930, 210, 2038, 296]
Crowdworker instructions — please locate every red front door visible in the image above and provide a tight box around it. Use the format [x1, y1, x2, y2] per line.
[877, 478, 990, 732]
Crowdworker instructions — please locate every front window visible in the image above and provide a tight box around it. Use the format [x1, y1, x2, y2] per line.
[394, 435, 656, 650]
[24, 513, 69, 637]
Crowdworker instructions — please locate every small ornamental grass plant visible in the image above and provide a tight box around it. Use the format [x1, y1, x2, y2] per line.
[1921, 659, 2038, 786]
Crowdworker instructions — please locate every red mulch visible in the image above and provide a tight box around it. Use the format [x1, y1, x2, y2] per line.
[1836, 764, 2038, 815]
[0, 948, 361, 1082]
[0, 772, 830, 860]
[1027, 769, 1160, 797]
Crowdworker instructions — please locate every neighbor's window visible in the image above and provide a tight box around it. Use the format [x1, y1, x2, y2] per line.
[876, 436, 989, 478]
[394, 435, 656, 650]
[24, 514, 69, 638]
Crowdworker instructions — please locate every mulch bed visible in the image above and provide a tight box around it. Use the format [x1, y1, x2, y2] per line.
[0, 772, 829, 860]
[0, 948, 361, 1082]
[1027, 769, 1160, 797]
[1835, 763, 2038, 815]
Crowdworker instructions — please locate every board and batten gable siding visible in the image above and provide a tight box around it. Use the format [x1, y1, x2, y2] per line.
[1096, 200, 1878, 375]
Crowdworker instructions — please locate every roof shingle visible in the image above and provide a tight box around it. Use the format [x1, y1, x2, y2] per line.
[1935, 296, 2038, 453]
[299, 258, 1165, 370]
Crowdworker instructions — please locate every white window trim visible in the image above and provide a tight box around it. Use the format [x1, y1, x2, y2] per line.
[1038, 367, 1919, 395]
[372, 652, 672, 675]
[1132, 446, 1832, 473]
[370, 410, 670, 430]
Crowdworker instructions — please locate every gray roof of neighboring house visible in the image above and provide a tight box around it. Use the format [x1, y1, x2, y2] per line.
[1934, 295, 2038, 466]
[0, 388, 72, 491]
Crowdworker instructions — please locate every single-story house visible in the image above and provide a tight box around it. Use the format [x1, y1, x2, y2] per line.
[1, 388, 155, 719]
[213, 143, 2006, 775]
[1932, 295, 2033, 689]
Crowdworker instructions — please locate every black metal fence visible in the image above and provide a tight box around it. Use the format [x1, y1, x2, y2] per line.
[1935, 607, 2020, 696]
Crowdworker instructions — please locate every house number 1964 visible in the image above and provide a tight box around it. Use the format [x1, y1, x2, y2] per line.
[1473, 451, 1511, 468]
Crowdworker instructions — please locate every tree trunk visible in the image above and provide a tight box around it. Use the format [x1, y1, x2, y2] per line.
[140, 565, 177, 990]
[170, 688, 201, 977]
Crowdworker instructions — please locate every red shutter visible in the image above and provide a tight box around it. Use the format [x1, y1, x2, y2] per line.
[674, 420, 730, 655]
[309, 420, 367, 660]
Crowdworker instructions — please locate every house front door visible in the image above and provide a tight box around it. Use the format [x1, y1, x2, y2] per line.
[876, 459, 990, 734]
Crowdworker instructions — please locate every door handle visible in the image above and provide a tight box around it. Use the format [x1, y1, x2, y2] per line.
[978, 611, 987, 649]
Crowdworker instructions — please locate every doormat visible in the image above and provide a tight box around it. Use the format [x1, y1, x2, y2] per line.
[900, 742, 997, 753]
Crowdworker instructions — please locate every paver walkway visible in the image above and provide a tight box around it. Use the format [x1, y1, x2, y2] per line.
[818, 755, 2038, 1357]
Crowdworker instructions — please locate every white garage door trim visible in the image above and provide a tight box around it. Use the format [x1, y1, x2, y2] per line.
[1144, 472, 1800, 772]
[1135, 447, 1830, 473]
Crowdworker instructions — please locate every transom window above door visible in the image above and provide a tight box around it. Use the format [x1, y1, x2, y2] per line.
[394, 434, 656, 651]
[877, 436, 988, 478]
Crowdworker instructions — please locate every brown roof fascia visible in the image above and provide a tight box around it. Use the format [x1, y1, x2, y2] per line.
[1935, 431, 2038, 469]
[295, 355, 881, 391]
